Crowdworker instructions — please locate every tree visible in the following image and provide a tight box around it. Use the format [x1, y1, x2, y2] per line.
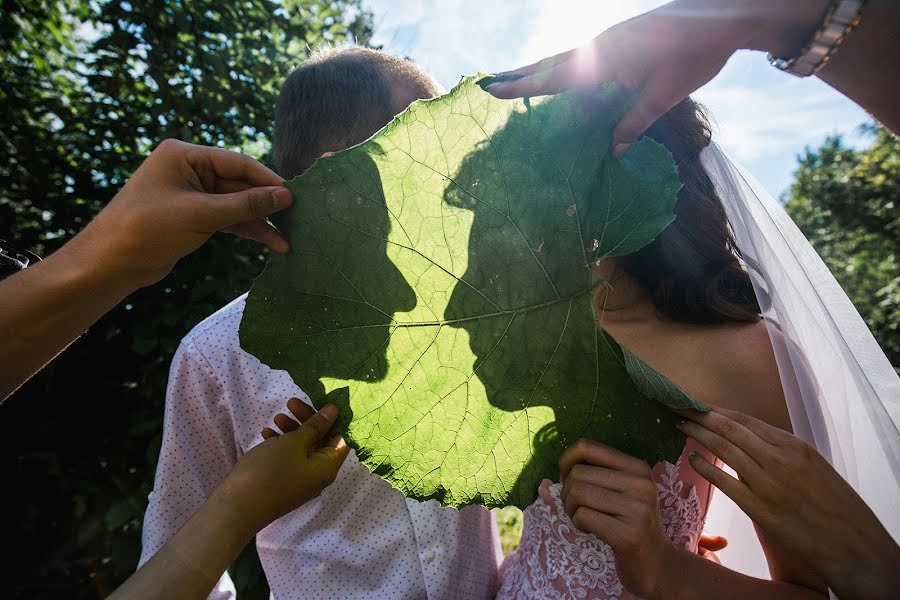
[0, 1, 373, 597]
[785, 125, 899, 368]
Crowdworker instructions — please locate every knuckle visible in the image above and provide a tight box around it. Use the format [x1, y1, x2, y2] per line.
[795, 439, 816, 462]
[638, 479, 657, 498]
[156, 138, 180, 151]
[647, 97, 671, 118]
[718, 419, 740, 438]
[304, 415, 327, 434]
[618, 530, 641, 552]
[247, 188, 274, 219]
[706, 436, 730, 457]
[566, 483, 585, 504]
[573, 438, 592, 454]
[632, 501, 652, 521]
[571, 507, 589, 530]
[569, 464, 587, 480]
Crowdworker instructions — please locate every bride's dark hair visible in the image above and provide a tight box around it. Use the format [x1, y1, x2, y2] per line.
[618, 97, 761, 324]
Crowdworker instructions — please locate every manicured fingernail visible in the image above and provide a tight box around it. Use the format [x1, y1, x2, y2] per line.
[612, 142, 630, 157]
[271, 187, 293, 209]
[477, 73, 523, 90]
[320, 404, 338, 419]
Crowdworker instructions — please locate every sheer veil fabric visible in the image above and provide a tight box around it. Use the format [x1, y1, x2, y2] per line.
[699, 144, 900, 582]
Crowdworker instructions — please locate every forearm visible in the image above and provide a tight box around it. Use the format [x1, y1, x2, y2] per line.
[0, 231, 136, 401]
[738, 0, 898, 132]
[111, 486, 254, 600]
[816, 0, 899, 133]
[652, 547, 826, 600]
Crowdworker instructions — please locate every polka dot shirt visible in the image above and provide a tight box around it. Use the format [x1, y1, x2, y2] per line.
[138, 294, 503, 599]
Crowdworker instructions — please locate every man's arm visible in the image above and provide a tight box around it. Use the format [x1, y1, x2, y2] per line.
[139, 339, 241, 599]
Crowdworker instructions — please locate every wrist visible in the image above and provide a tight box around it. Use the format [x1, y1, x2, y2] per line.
[741, 0, 832, 57]
[205, 483, 261, 545]
[46, 230, 139, 304]
[640, 542, 687, 600]
[64, 209, 162, 296]
[647, 545, 706, 600]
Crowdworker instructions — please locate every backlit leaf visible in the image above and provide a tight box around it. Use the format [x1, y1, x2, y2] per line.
[240, 76, 706, 509]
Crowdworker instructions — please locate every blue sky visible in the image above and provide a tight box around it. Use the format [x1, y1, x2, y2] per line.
[365, 0, 873, 198]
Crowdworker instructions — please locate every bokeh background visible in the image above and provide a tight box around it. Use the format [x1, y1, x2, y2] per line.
[1, 1, 896, 598]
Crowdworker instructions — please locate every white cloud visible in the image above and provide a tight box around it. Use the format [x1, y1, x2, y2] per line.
[369, 0, 533, 88]
[364, 0, 872, 196]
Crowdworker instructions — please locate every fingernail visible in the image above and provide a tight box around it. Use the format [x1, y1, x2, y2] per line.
[320, 404, 338, 419]
[271, 187, 293, 209]
[612, 142, 630, 158]
[477, 73, 523, 90]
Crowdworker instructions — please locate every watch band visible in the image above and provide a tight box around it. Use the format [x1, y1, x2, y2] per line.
[768, 0, 865, 77]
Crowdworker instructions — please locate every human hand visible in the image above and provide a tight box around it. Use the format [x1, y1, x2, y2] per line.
[559, 439, 677, 598]
[216, 401, 348, 535]
[677, 406, 900, 599]
[74, 138, 294, 290]
[481, 0, 827, 156]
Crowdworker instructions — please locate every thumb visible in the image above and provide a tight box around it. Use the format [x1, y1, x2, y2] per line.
[207, 186, 294, 230]
[296, 404, 340, 447]
[699, 533, 728, 552]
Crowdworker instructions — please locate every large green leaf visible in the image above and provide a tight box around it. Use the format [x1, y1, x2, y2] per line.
[240, 76, 706, 509]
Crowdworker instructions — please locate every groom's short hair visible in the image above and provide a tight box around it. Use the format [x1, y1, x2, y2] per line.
[273, 46, 441, 178]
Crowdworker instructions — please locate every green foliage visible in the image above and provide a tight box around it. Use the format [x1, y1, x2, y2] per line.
[0, 1, 372, 597]
[785, 126, 899, 368]
[493, 506, 524, 555]
[240, 78, 706, 509]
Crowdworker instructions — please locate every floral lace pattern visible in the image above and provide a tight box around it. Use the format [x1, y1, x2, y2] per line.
[497, 457, 706, 600]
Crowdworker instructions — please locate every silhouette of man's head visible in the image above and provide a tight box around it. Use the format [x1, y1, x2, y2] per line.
[270, 47, 440, 383]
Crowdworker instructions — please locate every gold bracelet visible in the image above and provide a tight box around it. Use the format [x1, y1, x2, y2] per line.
[768, 0, 865, 77]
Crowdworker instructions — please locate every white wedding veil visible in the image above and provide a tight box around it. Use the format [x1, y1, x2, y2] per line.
[699, 143, 900, 583]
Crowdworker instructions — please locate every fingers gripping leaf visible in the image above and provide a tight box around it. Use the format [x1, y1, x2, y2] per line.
[240, 77, 706, 509]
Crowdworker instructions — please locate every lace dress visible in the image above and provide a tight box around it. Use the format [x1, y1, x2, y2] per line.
[497, 439, 714, 600]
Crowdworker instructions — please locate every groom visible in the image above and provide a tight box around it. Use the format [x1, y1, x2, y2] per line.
[138, 47, 502, 598]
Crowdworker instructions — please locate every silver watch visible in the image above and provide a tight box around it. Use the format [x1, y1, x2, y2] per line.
[768, 0, 865, 77]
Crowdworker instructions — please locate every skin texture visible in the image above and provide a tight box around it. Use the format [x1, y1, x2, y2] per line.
[557, 260, 827, 599]
[0, 139, 294, 401]
[109, 403, 349, 600]
[484, 0, 899, 154]
[678, 406, 900, 600]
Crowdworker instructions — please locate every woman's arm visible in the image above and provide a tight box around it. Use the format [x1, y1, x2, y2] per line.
[0, 139, 293, 401]
[483, 0, 899, 150]
[559, 439, 826, 600]
[109, 404, 348, 600]
[678, 406, 900, 600]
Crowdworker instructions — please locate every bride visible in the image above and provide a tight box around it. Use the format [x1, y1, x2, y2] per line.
[487, 2, 899, 598]
[495, 97, 826, 599]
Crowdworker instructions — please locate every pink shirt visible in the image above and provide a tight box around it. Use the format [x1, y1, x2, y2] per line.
[497, 440, 714, 599]
[138, 294, 502, 599]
